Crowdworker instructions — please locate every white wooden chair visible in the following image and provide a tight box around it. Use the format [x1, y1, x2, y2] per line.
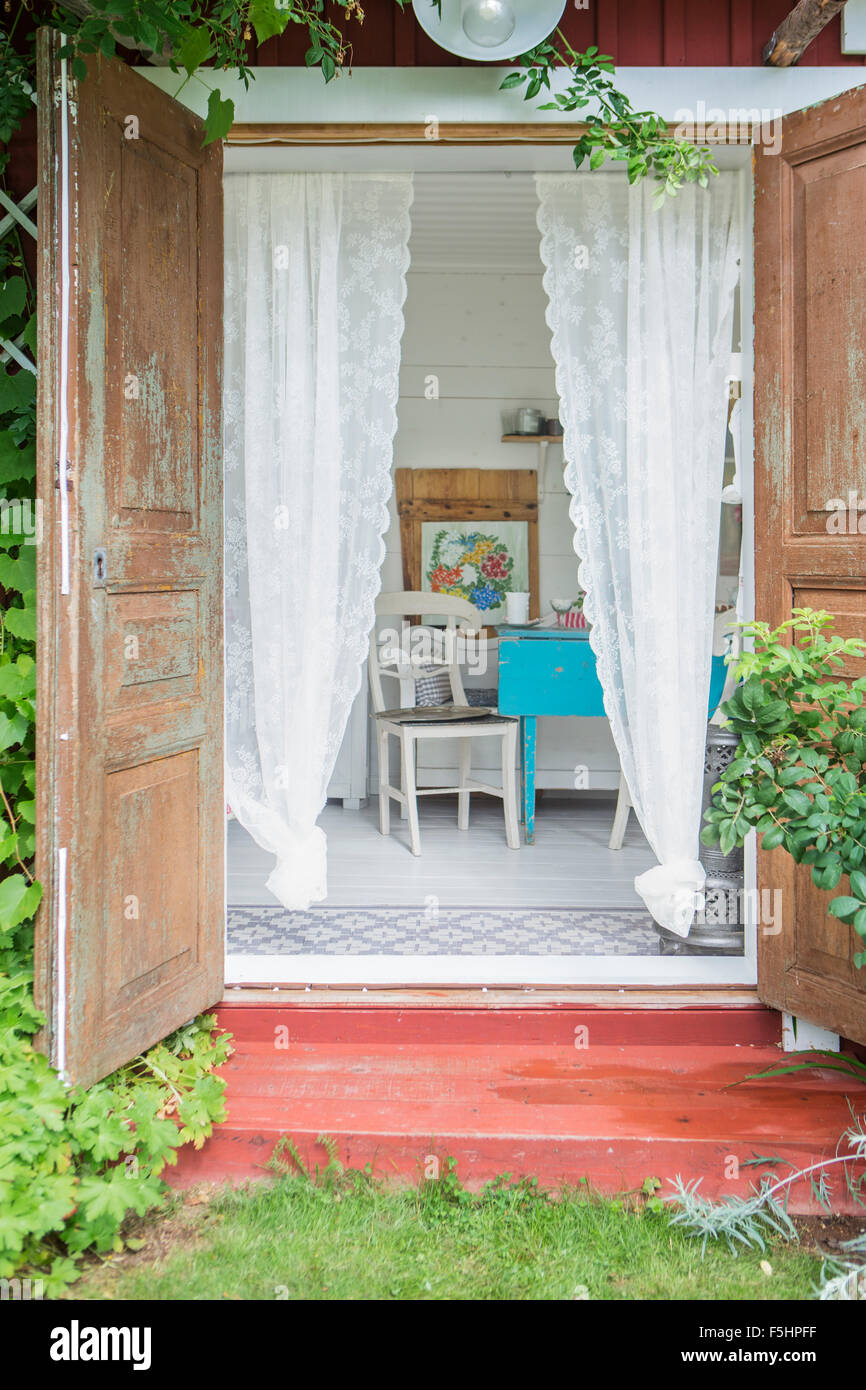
[608, 771, 632, 850]
[369, 592, 520, 856]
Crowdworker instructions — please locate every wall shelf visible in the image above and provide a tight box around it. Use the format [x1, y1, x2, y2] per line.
[500, 435, 564, 499]
[501, 434, 563, 443]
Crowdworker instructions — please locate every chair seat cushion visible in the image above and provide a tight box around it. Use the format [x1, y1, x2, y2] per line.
[373, 705, 515, 726]
[466, 686, 498, 707]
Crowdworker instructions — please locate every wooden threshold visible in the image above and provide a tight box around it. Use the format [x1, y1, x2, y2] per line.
[223, 984, 762, 1008]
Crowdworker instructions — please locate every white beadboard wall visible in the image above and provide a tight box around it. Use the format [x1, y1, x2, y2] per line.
[364, 172, 621, 794]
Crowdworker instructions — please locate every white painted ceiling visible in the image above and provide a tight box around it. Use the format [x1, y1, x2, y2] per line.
[223, 149, 751, 275]
[409, 172, 543, 274]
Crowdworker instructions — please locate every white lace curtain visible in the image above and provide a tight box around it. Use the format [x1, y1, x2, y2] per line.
[224, 172, 413, 909]
[536, 172, 742, 935]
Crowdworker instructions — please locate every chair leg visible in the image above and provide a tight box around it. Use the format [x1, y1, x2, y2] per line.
[502, 723, 520, 850]
[457, 738, 471, 830]
[609, 769, 631, 850]
[400, 741, 409, 819]
[377, 725, 390, 837]
[401, 728, 421, 857]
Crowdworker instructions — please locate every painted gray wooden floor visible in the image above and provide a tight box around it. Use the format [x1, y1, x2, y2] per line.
[227, 794, 654, 909]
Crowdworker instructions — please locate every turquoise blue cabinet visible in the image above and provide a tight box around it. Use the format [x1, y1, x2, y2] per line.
[497, 626, 726, 844]
[498, 629, 606, 719]
[498, 628, 602, 843]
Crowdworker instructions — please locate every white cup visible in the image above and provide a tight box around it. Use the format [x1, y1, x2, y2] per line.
[505, 591, 530, 624]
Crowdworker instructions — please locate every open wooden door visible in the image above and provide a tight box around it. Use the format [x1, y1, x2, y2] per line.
[755, 85, 866, 1043]
[34, 34, 224, 1086]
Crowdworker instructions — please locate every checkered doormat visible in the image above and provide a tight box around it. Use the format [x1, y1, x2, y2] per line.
[226, 905, 660, 956]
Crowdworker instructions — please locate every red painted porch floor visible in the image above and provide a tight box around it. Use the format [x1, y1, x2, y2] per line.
[170, 996, 866, 1213]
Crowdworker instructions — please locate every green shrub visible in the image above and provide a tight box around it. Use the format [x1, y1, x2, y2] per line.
[703, 608, 866, 964]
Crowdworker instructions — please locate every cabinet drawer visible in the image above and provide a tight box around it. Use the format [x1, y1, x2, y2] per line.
[497, 637, 605, 717]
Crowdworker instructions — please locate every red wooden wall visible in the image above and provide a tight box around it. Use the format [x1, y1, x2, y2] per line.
[252, 1, 866, 68]
[5, 111, 38, 284]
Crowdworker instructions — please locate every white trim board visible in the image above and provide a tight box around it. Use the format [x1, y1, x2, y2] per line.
[225, 952, 757, 987]
[224, 144, 752, 174]
[144, 65, 866, 128]
[843, 0, 866, 52]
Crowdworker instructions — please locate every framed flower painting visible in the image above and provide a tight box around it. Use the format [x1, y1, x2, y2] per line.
[421, 521, 530, 622]
[395, 468, 540, 632]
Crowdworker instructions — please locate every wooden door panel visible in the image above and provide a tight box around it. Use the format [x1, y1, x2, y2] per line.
[755, 84, 866, 1043]
[108, 590, 200, 707]
[793, 144, 866, 529]
[36, 35, 224, 1085]
[105, 753, 199, 997]
[792, 584, 866, 674]
[109, 122, 200, 528]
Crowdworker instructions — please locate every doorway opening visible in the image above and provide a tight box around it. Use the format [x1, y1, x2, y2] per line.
[223, 141, 756, 989]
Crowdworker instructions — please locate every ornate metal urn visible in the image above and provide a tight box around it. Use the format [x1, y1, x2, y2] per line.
[656, 725, 746, 957]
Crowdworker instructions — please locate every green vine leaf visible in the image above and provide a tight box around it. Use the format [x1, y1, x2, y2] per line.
[203, 87, 235, 146]
[0, 548, 36, 593]
[173, 24, 213, 78]
[248, 0, 293, 46]
[0, 366, 35, 416]
[0, 432, 35, 486]
[0, 874, 41, 930]
[0, 277, 27, 328]
[0, 659, 35, 702]
[0, 708, 28, 750]
[4, 593, 36, 644]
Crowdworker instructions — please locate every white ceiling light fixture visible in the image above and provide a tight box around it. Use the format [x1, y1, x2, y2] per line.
[411, 0, 567, 63]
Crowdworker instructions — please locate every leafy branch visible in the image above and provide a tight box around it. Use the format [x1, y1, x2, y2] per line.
[2, 2, 373, 145]
[502, 32, 718, 202]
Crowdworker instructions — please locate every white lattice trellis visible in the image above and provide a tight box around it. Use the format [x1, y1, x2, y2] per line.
[0, 174, 38, 375]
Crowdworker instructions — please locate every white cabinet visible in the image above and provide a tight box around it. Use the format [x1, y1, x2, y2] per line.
[326, 673, 369, 809]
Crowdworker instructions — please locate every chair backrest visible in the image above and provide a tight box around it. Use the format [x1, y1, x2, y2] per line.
[369, 591, 484, 713]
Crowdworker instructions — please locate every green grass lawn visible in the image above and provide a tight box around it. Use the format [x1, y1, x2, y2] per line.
[67, 1160, 828, 1302]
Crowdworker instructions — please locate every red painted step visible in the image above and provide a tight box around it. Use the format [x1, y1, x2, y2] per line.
[216, 1002, 782, 1048]
[170, 1001, 864, 1211]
